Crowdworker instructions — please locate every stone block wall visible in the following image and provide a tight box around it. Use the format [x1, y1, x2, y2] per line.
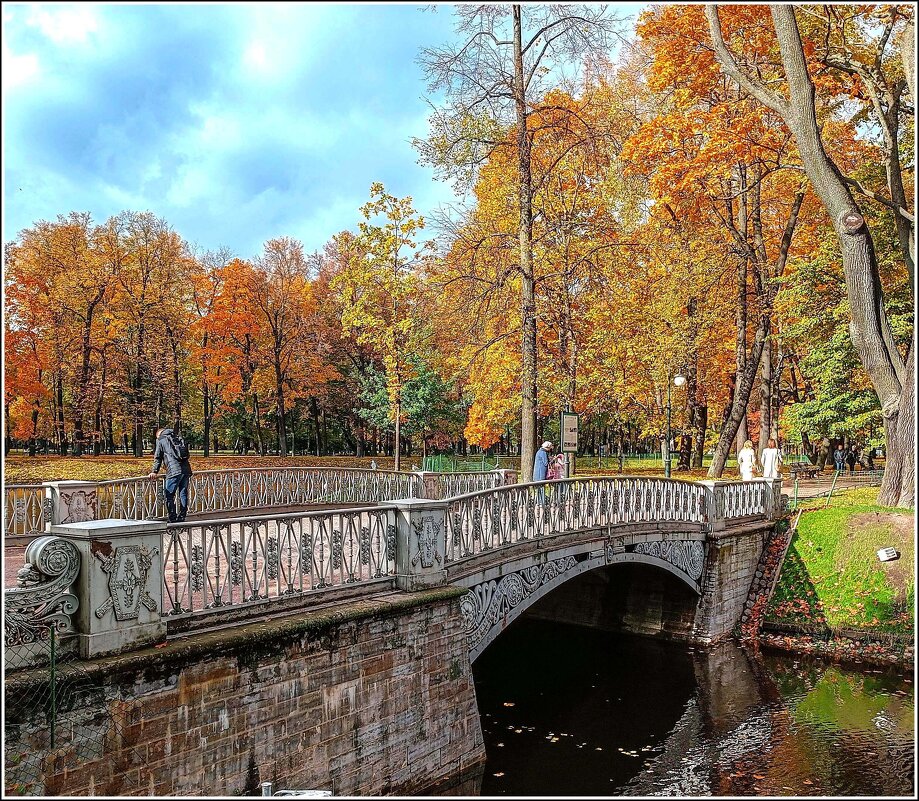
[523, 564, 700, 640]
[5, 589, 484, 797]
[692, 525, 771, 643]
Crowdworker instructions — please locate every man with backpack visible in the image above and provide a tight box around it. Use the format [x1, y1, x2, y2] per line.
[148, 427, 193, 523]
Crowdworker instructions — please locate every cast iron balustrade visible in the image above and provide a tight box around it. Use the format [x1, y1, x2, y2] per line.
[161, 506, 397, 620]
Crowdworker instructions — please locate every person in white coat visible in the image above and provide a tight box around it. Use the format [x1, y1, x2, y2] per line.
[761, 438, 783, 479]
[738, 439, 758, 481]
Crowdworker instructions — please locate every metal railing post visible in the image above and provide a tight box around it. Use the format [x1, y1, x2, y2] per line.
[49, 627, 56, 749]
[825, 469, 840, 508]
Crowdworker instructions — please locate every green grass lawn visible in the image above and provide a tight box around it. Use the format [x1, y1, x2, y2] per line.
[768, 487, 914, 636]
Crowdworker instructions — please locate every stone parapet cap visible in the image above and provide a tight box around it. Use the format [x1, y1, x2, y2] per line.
[387, 497, 450, 511]
[51, 519, 166, 538]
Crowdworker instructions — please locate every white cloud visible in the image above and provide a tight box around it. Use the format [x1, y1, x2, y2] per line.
[1, 42, 40, 90]
[25, 3, 99, 44]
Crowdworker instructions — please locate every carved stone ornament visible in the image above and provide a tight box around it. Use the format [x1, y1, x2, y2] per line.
[632, 539, 705, 582]
[60, 489, 97, 524]
[93, 543, 159, 621]
[460, 557, 577, 652]
[4, 536, 80, 648]
[411, 515, 443, 569]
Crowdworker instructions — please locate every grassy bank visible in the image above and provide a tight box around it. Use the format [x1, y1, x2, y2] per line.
[767, 487, 914, 637]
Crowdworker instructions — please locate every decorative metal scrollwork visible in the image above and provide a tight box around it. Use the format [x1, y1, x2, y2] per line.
[331, 529, 343, 570]
[230, 541, 243, 586]
[633, 540, 705, 582]
[4, 536, 80, 648]
[266, 537, 280, 579]
[460, 557, 578, 653]
[190, 545, 204, 592]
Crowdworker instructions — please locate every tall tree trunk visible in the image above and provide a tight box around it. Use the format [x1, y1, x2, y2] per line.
[274, 356, 287, 457]
[707, 4, 912, 506]
[394, 395, 402, 471]
[133, 325, 145, 457]
[310, 396, 321, 457]
[758, 338, 772, 457]
[55, 374, 67, 455]
[514, 4, 537, 482]
[252, 393, 265, 456]
[203, 385, 211, 458]
[708, 316, 770, 477]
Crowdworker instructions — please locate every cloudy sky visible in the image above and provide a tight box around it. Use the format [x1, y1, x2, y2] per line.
[3, 3, 642, 259]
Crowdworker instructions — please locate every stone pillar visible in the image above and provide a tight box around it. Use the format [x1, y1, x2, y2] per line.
[417, 472, 442, 500]
[494, 469, 517, 486]
[766, 477, 784, 519]
[390, 499, 448, 591]
[50, 518, 166, 658]
[698, 480, 725, 532]
[45, 480, 100, 528]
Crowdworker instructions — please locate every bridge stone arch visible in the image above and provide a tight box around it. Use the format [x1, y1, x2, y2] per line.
[457, 537, 706, 663]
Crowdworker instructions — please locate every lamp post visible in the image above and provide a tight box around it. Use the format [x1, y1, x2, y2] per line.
[665, 372, 686, 479]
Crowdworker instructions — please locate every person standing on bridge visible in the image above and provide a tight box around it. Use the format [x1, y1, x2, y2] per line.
[738, 439, 758, 481]
[761, 438, 782, 479]
[534, 441, 554, 481]
[149, 427, 193, 523]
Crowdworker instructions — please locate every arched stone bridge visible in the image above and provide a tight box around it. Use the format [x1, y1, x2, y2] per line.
[436, 477, 782, 660]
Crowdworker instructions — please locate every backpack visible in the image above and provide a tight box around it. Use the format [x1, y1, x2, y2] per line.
[170, 433, 190, 461]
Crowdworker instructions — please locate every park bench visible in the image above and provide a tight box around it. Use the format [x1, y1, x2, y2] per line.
[789, 465, 822, 480]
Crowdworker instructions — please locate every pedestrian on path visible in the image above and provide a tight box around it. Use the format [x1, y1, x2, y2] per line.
[833, 443, 846, 473]
[149, 427, 193, 523]
[738, 440, 758, 481]
[846, 447, 857, 474]
[761, 438, 783, 479]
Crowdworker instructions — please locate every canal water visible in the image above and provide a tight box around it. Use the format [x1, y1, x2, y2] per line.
[471, 619, 914, 796]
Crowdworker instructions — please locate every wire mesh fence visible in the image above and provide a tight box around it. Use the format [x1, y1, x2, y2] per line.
[3, 628, 147, 797]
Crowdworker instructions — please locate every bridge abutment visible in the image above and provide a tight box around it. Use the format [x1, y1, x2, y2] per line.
[692, 523, 771, 643]
[5, 589, 485, 796]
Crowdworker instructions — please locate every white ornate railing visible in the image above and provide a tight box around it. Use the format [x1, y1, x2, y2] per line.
[4, 468, 425, 537]
[445, 477, 711, 562]
[430, 472, 505, 500]
[4, 485, 48, 537]
[710, 480, 775, 519]
[161, 506, 397, 619]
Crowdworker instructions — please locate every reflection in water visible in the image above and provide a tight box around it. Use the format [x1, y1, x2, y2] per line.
[470, 619, 914, 796]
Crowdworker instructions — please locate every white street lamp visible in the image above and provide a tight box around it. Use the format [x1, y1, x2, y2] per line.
[665, 373, 686, 479]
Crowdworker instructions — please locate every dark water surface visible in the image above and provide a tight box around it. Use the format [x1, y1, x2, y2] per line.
[471, 619, 914, 796]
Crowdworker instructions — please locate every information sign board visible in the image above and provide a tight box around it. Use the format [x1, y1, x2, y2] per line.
[560, 412, 579, 453]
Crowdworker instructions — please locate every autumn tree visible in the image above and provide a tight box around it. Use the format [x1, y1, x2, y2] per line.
[333, 184, 431, 471]
[706, 4, 914, 506]
[250, 238, 314, 457]
[415, 4, 625, 480]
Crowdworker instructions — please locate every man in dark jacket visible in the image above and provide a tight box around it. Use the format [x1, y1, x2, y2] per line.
[148, 427, 193, 523]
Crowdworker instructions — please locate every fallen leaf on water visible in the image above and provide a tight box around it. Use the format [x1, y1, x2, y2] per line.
[503, 702, 515, 707]
[496, 743, 504, 748]
[492, 772, 504, 778]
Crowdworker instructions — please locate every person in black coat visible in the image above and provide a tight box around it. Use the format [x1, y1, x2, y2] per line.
[148, 427, 193, 522]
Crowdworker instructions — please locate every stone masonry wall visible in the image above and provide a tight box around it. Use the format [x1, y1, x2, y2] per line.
[523, 564, 700, 640]
[5, 589, 484, 797]
[692, 524, 771, 643]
